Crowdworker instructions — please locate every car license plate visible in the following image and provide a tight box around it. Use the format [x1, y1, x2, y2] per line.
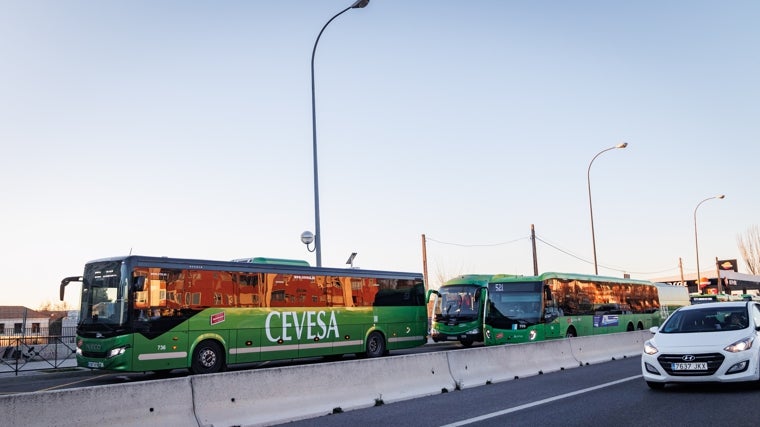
[672, 362, 707, 370]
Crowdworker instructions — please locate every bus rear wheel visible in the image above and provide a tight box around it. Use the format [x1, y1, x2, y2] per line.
[365, 331, 386, 358]
[191, 340, 225, 374]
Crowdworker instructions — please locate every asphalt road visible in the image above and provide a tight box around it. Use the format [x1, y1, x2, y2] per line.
[282, 356, 760, 427]
[4, 343, 760, 427]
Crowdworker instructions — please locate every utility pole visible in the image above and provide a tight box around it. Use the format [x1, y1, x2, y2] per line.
[421, 234, 429, 291]
[530, 224, 539, 275]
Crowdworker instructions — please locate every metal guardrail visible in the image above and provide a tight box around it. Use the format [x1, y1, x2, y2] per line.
[0, 335, 78, 376]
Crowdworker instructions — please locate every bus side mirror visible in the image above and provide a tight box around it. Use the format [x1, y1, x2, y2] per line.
[60, 276, 83, 301]
[426, 289, 440, 304]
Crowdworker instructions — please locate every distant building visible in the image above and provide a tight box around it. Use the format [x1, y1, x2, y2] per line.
[0, 306, 51, 347]
[655, 271, 760, 296]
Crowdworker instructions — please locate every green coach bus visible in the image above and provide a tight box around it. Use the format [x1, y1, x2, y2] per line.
[59, 255, 427, 374]
[428, 272, 663, 346]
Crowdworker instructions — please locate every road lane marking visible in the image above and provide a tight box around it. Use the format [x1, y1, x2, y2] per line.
[441, 374, 642, 427]
[37, 373, 113, 392]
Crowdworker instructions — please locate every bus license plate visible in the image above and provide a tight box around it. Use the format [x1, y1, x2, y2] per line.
[87, 361, 105, 368]
[672, 362, 707, 371]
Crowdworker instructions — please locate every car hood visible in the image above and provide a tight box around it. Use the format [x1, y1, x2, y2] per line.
[652, 329, 753, 350]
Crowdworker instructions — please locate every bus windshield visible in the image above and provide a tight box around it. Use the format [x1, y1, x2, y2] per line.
[79, 260, 129, 331]
[434, 285, 481, 321]
[487, 281, 543, 328]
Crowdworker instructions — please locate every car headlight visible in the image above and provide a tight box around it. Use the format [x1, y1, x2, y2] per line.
[643, 340, 658, 355]
[725, 336, 754, 353]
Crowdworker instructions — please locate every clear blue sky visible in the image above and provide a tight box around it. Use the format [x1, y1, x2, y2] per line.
[1, 1, 758, 309]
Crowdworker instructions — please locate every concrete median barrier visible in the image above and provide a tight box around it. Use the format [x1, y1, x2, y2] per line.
[0, 376, 196, 427]
[568, 330, 649, 365]
[192, 352, 456, 427]
[446, 339, 578, 389]
[0, 332, 651, 426]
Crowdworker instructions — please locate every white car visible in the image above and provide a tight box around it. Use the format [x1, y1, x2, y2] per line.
[642, 301, 760, 389]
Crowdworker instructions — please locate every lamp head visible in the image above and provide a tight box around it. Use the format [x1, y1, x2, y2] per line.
[616, 142, 628, 149]
[351, 0, 370, 8]
[718, 194, 726, 199]
[300, 231, 315, 245]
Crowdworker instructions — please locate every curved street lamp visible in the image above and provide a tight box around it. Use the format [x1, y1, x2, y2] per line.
[694, 194, 725, 292]
[587, 142, 628, 275]
[309, 0, 370, 267]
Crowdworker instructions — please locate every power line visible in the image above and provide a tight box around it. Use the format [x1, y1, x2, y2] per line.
[426, 236, 530, 248]
[534, 235, 677, 276]
[425, 233, 678, 276]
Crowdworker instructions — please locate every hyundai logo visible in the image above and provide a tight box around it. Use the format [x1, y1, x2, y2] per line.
[682, 355, 696, 362]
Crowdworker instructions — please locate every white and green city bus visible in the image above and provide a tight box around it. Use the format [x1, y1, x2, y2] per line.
[428, 272, 664, 346]
[59, 255, 427, 374]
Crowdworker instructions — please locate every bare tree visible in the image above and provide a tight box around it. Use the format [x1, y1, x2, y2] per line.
[737, 225, 760, 274]
[38, 300, 70, 312]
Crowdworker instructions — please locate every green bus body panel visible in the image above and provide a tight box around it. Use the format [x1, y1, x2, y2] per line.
[76, 305, 427, 372]
[73, 255, 426, 372]
[430, 271, 666, 347]
[484, 272, 662, 345]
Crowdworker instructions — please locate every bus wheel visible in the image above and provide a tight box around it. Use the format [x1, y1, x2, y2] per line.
[191, 340, 225, 374]
[565, 327, 576, 338]
[365, 332, 386, 358]
[460, 337, 474, 347]
[637, 322, 644, 330]
[627, 323, 635, 332]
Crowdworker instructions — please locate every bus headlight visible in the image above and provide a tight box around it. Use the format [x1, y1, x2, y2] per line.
[466, 328, 480, 335]
[430, 328, 439, 336]
[107, 346, 128, 359]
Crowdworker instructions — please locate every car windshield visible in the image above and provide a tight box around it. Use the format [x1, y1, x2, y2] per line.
[660, 306, 749, 333]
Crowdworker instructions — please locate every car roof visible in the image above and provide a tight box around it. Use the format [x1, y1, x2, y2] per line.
[678, 301, 750, 311]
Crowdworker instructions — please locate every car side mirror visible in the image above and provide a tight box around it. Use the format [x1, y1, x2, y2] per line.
[649, 326, 659, 334]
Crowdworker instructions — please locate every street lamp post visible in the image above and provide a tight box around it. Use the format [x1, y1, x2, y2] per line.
[694, 194, 725, 292]
[309, 0, 369, 267]
[587, 142, 628, 275]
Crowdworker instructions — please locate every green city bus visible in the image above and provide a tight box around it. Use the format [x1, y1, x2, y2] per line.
[427, 274, 491, 347]
[428, 272, 664, 346]
[59, 255, 427, 374]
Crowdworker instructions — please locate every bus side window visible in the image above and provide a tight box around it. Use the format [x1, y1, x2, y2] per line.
[544, 285, 553, 301]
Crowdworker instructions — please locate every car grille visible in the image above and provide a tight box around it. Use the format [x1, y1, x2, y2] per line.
[657, 353, 725, 376]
